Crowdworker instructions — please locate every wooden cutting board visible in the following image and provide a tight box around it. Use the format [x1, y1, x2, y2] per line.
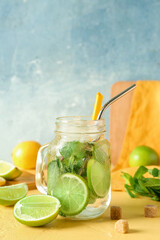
[110, 81, 136, 166]
[6, 170, 36, 190]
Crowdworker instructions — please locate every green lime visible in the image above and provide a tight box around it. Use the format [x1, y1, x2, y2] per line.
[52, 173, 89, 216]
[0, 183, 28, 206]
[129, 146, 159, 167]
[87, 159, 110, 198]
[0, 160, 22, 180]
[47, 161, 60, 195]
[14, 195, 60, 227]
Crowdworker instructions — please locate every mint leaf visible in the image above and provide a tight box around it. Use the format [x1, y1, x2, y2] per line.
[121, 166, 160, 201]
[47, 160, 60, 195]
[59, 143, 73, 158]
[134, 166, 148, 178]
[59, 141, 93, 176]
[121, 172, 135, 187]
[143, 178, 160, 188]
[124, 184, 136, 198]
[60, 141, 86, 159]
[93, 141, 108, 165]
[148, 168, 160, 177]
[137, 179, 150, 194]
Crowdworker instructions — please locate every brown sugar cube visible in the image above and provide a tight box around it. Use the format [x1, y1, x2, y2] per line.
[115, 219, 129, 234]
[144, 205, 158, 218]
[110, 206, 122, 220]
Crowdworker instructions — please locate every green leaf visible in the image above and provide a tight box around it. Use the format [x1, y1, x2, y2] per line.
[121, 172, 135, 187]
[148, 168, 160, 178]
[124, 184, 137, 198]
[151, 196, 160, 201]
[143, 178, 160, 188]
[134, 166, 148, 178]
[137, 179, 150, 194]
[122, 166, 160, 201]
[93, 141, 109, 165]
[60, 141, 87, 160]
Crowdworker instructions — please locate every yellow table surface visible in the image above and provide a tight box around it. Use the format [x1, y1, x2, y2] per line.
[1, 190, 160, 240]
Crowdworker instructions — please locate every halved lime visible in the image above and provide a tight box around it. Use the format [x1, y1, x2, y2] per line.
[0, 177, 6, 186]
[87, 159, 110, 198]
[0, 160, 22, 180]
[52, 173, 89, 216]
[0, 183, 28, 206]
[14, 195, 61, 226]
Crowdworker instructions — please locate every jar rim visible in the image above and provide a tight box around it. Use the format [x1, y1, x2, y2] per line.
[55, 116, 105, 134]
[56, 116, 105, 123]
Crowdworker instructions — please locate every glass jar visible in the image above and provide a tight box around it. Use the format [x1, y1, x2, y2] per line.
[36, 116, 111, 220]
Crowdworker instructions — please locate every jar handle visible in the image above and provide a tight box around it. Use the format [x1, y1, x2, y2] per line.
[36, 143, 49, 194]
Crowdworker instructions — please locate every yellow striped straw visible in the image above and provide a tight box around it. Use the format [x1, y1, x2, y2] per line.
[91, 92, 103, 120]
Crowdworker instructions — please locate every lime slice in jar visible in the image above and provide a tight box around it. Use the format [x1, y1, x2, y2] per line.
[87, 159, 110, 198]
[51, 173, 89, 216]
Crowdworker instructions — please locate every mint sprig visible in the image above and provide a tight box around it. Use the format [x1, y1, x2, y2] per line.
[121, 166, 160, 201]
[59, 141, 93, 176]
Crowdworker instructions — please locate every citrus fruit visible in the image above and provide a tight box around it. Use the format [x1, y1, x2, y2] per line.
[0, 160, 22, 180]
[87, 159, 110, 198]
[0, 177, 6, 186]
[0, 183, 28, 206]
[12, 141, 41, 169]
[51, 173, 89, 216]
[129, 146, 159, 167]
[14, 195, 60, 226]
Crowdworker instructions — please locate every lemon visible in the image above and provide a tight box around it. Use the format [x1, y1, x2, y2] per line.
[0, 177, 6, 186]
[0, 160, 22, 180]
[129, 145, 159, 167]
[12, 141, 41, 169]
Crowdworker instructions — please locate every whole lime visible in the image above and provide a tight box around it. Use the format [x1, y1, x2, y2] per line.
[129, 145, 159, 167]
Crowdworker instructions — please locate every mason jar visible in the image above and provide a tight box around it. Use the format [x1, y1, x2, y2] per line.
[36, 116, 111, 220]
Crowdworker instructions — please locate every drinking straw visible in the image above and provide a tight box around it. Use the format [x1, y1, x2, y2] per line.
[91, 92, 103, 120]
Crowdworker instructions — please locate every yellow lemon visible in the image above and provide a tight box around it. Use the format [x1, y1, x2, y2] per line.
[12, 141, 41, 169]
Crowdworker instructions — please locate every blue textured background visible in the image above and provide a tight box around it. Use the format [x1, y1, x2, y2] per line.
[0, 0, 160, 161]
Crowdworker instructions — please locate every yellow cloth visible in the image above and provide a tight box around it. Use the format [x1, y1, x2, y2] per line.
[113, 80, 160, 171]
[111, 80, 160, 191]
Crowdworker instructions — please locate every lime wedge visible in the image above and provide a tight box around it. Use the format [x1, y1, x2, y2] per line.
[0, 177, 6, 186]
[87, 159, 110, 198]
[14, 195, 61, 226]
[51, 173, 89, 216]
[0, 183, 28, 206]
[0, 160, 22, 180]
